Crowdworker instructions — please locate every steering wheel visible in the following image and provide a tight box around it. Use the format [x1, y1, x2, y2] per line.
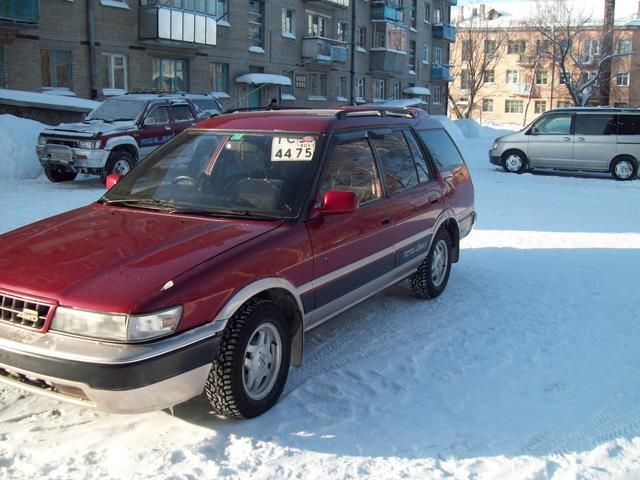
[172, 175, 197, 186]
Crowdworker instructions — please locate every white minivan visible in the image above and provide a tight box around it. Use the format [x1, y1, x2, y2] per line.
[489, 108, 640, 180]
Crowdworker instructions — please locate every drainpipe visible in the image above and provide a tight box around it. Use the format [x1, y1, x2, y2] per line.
[349, 0, 356, 105]
[87, 0, 98, 99]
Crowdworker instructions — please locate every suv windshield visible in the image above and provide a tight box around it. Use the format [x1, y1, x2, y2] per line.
[102, 131, 322, 219]
[87, 99, 146, 122]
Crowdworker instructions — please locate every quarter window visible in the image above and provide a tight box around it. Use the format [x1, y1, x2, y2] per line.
[404, 130, 432, 182]
[418, 128, 465, 170]
[618, 115, 640, 135]
[371, 131, 420, 194]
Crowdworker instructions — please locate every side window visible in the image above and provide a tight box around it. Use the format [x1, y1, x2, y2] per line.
[319, 137, 381, 204]
[403, 130, 432, 182]
[533, 114, 572, 135]
[618, 114, 640, 135]
[144, 106, 170, 126]
[371, 130, 419, 194]
[171, 104, 196, 123]
[575, 114, 617, 135]
[418, 128, 465, 170]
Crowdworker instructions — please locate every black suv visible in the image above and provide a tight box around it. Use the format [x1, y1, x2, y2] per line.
[36, 92, 222, 183]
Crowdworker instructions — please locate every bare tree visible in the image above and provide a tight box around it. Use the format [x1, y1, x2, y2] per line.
[449, 13, 510, 119]
[528, 0, 630, 106]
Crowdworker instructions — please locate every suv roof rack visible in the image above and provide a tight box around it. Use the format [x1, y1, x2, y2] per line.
[124, 90, 212, 97]
[335, 107, 418, 120]
[224, 106, 308, 114]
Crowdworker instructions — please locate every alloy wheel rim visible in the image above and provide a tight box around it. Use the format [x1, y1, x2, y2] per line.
[506, 155, 522, 172]
[242, 322, 282, 401]
[114, 159, 131, 175]
[615, 161, 633, 179]
[431, 239, 449, 287]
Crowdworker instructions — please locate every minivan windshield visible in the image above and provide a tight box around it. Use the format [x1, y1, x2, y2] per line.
[87, 99, 146, 122]
[102, 131, 322, 219]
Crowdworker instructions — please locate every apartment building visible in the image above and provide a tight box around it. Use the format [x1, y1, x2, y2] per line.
[0, 0, 456, 114]
[449, 3, 640, 126]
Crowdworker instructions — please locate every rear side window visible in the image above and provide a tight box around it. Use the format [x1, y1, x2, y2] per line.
[371, 130, 419, 194]
[171, 104, 195, 122]
[418, 128, 465, 170]
[575, 114, 617, 135]
[618, 114, 640, 135]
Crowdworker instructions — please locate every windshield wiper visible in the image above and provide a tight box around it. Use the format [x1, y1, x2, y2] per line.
[99, 197, 179, 211]
[203, 209, 283, 220]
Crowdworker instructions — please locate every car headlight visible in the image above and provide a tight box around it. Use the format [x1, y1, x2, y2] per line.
[78, 140, 101, 150]
[492, 142, 498, 150]
[51, 305, 182, 342]
[37, 135, 47, 146]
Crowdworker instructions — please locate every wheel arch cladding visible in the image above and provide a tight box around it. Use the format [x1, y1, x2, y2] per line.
[443, 218, 460, 263]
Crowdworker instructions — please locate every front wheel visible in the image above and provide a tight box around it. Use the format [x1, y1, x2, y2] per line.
[611, 157, 638, 181]
[101, 151, 135, 183]
[205, 298, 290, 419]
[502, 151, 527, 174]
[44, 166, 77, 183]
[410, 229, 452, 299]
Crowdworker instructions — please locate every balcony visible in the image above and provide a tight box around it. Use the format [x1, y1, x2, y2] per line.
[431, 65, 453, 81]
[0, 0, 39, 26]
[139, 5, 216, 46]
[371, 2, 404, 23]
[303, 0, 349, 7]
[370, 50, 406, 75]
[302, 37, 348, 64]
[432, 23, 456, 42]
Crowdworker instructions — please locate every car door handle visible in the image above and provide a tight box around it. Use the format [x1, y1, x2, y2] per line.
[380, 217, 391, 226]
[429, 194, 440, 204]
[563, 137, 571, 141]
[577, 137, 586, 142]
[164, 126, 172, 131]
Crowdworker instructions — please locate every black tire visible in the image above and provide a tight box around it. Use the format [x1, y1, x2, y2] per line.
[101, 150, 135, 183]
[44, 166, 77, 183]
[501, 150, 527, 174]
[611, 156, 638, 181]
[205, 298, 291, 419]
[410, 228, 453, 299]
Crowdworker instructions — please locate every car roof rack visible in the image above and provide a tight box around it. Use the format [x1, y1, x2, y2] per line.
[335, 107, 417, 120]
[224, 106, 308, 114]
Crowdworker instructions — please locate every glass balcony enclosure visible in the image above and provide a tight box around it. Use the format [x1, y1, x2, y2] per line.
[139, 0, 217, 46]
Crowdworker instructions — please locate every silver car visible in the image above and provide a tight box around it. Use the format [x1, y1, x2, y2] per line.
[489, 108, 640, 180]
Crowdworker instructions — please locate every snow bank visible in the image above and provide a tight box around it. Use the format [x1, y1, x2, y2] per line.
[0, 88, 100, 112]
[0, 115, 45, 180]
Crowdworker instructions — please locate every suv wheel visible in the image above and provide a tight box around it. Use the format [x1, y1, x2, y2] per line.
[611, 157, 637, 181]
[205, 298, 290, 419]
[44, 166, 77, 183]
[410, 229, 452, 299]
[502, 151, 527, 174]
[102, 151, 135, 183]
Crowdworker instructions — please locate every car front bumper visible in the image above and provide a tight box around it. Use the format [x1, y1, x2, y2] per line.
[37, 145, 110, 171]
[489, 152, 502, 166]
[0, 321, 223, 413]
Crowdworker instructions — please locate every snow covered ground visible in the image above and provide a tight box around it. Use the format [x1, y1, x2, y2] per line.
[1, 114, 640, 479]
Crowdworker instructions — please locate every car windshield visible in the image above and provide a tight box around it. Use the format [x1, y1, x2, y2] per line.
[102, 131, 322, 219]
[87, 99, 146, 122]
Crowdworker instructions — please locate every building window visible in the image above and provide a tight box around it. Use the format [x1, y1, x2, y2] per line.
[557, 100, 572, 108]
[535, 70, 548, 85]
[0, 46, 4, 88]
[308, 13, 328, 37]
[507, 40, 526, 54]
[41, 49, 73, 89]
[433, 85, 442, 104]
[309, 72, 328, 98]
[616, 72, 630, 86]
[373, 78, 385, 100]
[534, 100, 547, 114]
[433, 46, 442, 65]
[103, 53, 127, 90]
[506, 70, 520, 84]
[483, 69, 495, 83]
[295, 74, 306, 89]
[409, 0, 417, 28]
[338, 22, 349, 43]
[281, 70, 294, 98]
[482, 98, 494, 112]
[153, 57, 188, 92]
[614, 102, 628, 108]
[422, 43, 429, 64]
[617, 38, 632, 54]
[582, 39, 600, 64]
[460, 70, 471, 90]
[372, 22, 407, 51]
[337, 75, 348, 100]
[393, 81, 401, 99]
[505, 99, 524, 113]
[484, 39, 496, 56]
[424, 2, 431, 23]
[248, 0, 264, 49]
[433, 8, 442, 23]
[209, 62, 228, 92]
[408, 40, 416, 73]
[282, 8, 295, 38]
[356, 77, 365, 100]
[461, 40, 472, 61]
[357, 26, 367, 49]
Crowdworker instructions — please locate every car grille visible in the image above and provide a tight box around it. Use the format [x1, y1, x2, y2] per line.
[0, 294, 51, 330]
[45, 137, 80, 148]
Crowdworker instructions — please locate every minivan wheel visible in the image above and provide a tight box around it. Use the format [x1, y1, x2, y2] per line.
[502, 151, 527, 174]
[205, 298, 291, 419]
[410, 229, 452, 299]
[611, 157, 637, 181]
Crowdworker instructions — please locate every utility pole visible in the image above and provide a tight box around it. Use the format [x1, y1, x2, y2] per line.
[599, 0, 616, 106]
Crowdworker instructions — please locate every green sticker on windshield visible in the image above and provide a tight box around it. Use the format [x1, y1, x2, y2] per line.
[230, 134, 244, 141]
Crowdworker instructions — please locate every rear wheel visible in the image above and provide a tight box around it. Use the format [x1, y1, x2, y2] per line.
[205, 298, 290, 419]
[101, 150, 135, 183]
[501, 151, 527, 174]
[611, 157, 637, 181]
[410, 229, 453, 299]
[44, 166, 77, 183]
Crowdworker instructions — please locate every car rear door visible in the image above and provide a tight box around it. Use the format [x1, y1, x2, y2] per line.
[305, 131, 396, 328]
[572, 113, 618, 172]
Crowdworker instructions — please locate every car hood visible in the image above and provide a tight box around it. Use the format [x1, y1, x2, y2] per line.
[42, 120, 136, 138]
[0, 204, 280, 313]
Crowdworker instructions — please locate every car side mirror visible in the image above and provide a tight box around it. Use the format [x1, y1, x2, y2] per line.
[530, 127, 540, 135]
[318, 191, 359, 215]
[105, 173, 123, 189]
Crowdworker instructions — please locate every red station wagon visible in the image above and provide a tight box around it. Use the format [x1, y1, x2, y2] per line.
[0, 108, 475, 418]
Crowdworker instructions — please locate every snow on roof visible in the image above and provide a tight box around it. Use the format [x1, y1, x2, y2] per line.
[235, 74, 292, 86]
[0, 88, 100, 112]
[403, 86, 431, 95]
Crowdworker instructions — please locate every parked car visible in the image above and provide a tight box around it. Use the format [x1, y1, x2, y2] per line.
[36, 92, 222, 183]
[490, 107, 640, 180]
[0, 107, 475, 418]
